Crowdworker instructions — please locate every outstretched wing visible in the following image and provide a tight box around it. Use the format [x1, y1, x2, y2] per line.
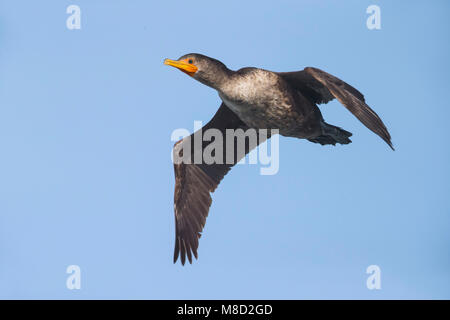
[278, 67, 394, 150]
[172, 103, 268, 265]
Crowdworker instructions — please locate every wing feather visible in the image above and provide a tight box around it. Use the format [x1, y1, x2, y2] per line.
[172, 103, 268, 265]
[278, 67, 394, 149]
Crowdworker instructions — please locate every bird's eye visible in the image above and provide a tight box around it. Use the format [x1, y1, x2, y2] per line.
[188, 59, 193, 64]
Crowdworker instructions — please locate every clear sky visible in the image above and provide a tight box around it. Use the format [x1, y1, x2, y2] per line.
[0, 0, 449, 299]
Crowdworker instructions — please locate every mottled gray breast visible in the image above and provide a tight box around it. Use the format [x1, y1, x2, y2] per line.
[218, 68, 305, 134]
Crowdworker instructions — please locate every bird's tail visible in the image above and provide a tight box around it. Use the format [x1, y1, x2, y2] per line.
[308, 122, 352, 146]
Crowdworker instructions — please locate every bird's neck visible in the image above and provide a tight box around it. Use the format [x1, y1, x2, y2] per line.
[197, 67, 235, 91]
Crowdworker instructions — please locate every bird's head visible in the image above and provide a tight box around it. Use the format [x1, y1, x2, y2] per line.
[164, 53, 230, 89]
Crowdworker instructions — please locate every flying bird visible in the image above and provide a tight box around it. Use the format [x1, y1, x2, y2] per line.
[164, 53, 393, 265]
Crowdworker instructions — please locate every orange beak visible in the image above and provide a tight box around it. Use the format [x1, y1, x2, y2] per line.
[164, 58, 198, 76]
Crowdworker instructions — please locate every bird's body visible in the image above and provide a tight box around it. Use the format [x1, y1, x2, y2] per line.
[218, 68, 322, 138]
[164, 53, 393, 265]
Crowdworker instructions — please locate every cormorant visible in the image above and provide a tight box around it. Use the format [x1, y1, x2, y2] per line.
[164, 53, 393, 265]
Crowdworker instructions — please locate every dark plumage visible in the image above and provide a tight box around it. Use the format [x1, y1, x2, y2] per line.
[165, 53, 393, 265]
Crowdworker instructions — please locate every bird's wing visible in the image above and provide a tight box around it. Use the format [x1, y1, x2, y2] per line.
[173, 103, 268, 265]
[278, 67, 393, 149]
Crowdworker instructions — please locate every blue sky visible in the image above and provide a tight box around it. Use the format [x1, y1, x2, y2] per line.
[0, 0, 449, 299]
